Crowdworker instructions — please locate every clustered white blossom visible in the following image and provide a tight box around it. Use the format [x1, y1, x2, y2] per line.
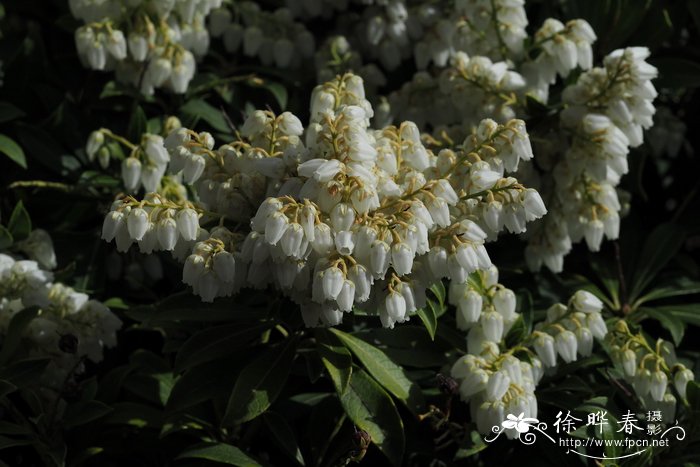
[209, 2, 315, 69]
[100, 73, 545, 328]
[608, 320, 694, 422]
[0, 240, 121, 389]
[450, 289, 608, 436]
[526, 48, 658, 271]
[70, 0, 223, 94]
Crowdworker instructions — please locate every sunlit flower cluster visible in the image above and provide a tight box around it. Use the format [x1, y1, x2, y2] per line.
[99, 73, 545, 327]
[450, 289, 608, 436]
[526, 47, 658, 271]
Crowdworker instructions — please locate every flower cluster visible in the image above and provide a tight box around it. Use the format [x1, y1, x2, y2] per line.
[448, 267, 519, 354]
[450, 289, 608, 436]
[608, 320, 694, 421]
[101, 194, 204, 258]
[88, 129, 172, 193]
[70, 0, 223, 94]
[99, 73, 545, 328]
[209, 2, 315, 69]
[530, 290, 608, 366]
[0, 246, 121, 389]
[526, 47, 658, 271]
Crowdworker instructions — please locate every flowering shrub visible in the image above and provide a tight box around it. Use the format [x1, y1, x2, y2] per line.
[1, 0, 700, 466]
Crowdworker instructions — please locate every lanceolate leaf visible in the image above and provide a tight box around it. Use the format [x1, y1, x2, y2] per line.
[339, 368, 405, 467]
[0, 307, 39, 365]
[0, 134, 27, 169]
[329, 328, 424, 414]
[315, 329, 352, 395]
[223, 336, 298, 426]
[7, 201, 31, 242]
[174, 322, 272, 372]
[176, 442, 260, 466]
[629, 223, 685, 301]
[639, 307, 686, 345]
[263, 412, 306, 466]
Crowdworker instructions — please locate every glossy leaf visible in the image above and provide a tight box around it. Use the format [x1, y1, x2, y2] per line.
[176, 443, 260, 466]
[316, 329, 352, 395]
[174, 323, 271, 372]
[7, 201, 31, 242]
[223, 337, 298, 425]
[329, 328, 424, 413]
[0, 307, 38, 365]
[338, 368, 404, 466]
[0, 134, 27, 169]
[263, 412, 305, 466]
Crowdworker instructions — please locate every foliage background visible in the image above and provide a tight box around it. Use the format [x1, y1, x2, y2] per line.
[1, 0, 700, 465]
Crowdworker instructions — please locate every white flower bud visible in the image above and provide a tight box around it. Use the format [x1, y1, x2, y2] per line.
[126, 208, 150, 241]
[177, 208, 199, 241]
[106, 29, 127, 60]
[385, 291, 407, 323]
[322, 266, 344, 301]
[571, 290, 603, 313]
[555, 330, 578, 363]
[621, 349, 637, 377]
[334, 230, 355, 256]
[311, 223, 334, 254]
[650, 371, 668, 402]
[122, 158, 142, 192]
[157, 217, 178, 251]
[102, 211, 124, 242]
[336, 280, 355, 312]
[213, 252, 236, 283]
[533, 333, 557, 367]
[265, 212, 289, 246]
[486, 371, 511, 401]
[128, 32, 149, 61]
[674, 368, 694, 400]
[86, 131, 104, 160]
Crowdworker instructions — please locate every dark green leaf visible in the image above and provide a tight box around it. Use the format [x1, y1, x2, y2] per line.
[259, 81, 287, 110]
[0, 435, 31, 451]
[127, 106, 148, 142]
[0, 380, 17, 398]
[0, 307, 39, 365]
[223, 337, 298, 425]
[629, 223, 685, 301]
[415, 303, 437, 340]
[0, 102, 25, 123]
[0, 421, 30, 436]
[181, 99, 232, 135]
[454, 431, 487, 459]
[0, 227, 12, 250]
[174, 323, 271, 372]
[0, 134, 26, 169]
[103, 402, 164, 428]
[63, 400, 113, 429]
[329, 328, 424, 414]
[649, 304, 700, 327]
[316, 329, 352, 395]
[16, 124, 64, 173]
[0, 357, 51, 388]
[176, 442, 260, 466]
[7, 201, 31, 242]
[263, 412, 305, 466]
[640, 307, 686, 345]
[339, 368, 404, 466]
